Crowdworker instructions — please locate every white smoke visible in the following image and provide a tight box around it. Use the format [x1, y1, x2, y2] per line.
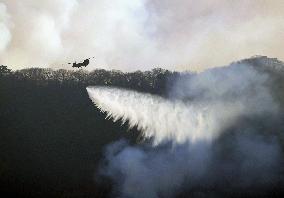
[87, 63, 283, 197]
[0, 3, 11, 53]
[1, 0, 284, 71]
[101, 136, 282, 198]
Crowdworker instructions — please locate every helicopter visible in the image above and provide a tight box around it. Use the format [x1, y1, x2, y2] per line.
[68, 57, 95, 68]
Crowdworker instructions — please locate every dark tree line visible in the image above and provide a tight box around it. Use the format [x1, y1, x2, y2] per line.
[4, 66, 181, 96]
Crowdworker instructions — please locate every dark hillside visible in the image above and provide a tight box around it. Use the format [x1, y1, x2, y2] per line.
[0, 56, 283, 197]
[0, 66, 175, 197]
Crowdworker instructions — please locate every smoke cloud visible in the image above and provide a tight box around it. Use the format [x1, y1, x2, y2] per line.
[87, 62, 284, 197]
[1, 0, 284, 71]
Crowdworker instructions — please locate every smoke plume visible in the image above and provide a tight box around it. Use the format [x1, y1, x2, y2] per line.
[1, 0, 284, 71]
[87, 62, 284, 197]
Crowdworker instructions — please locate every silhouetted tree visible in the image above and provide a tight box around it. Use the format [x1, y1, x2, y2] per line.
[0, 65, 11, 77]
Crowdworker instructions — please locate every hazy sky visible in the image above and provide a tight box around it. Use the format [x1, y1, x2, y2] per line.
[0, 0, 283, 71]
